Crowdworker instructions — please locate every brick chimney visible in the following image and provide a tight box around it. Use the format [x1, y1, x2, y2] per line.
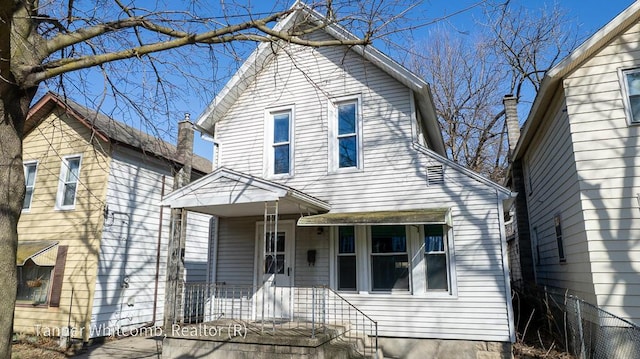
[175, 114, 194, 189]
[503, 95, 520, 159]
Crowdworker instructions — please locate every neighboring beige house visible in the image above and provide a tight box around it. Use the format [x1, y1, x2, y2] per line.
[161, 3, 515, 359]
[508, 1, 640, 325]
[15, 92, 211, 342]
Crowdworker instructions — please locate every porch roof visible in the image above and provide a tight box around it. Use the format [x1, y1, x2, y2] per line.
[297, 208, 451, 226]
[162, 167, 330, 217]
[17, 240, 59, 266]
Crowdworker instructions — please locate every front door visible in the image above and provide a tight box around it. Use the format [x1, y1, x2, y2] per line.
[255, 220, 295, 320]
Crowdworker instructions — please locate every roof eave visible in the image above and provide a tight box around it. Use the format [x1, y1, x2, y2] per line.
[512, 2, 640, 160]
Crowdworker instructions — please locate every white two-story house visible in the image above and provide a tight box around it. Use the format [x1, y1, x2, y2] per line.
[162, 3, 514, 358]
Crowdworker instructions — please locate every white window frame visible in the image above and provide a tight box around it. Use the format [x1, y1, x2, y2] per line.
[336, 226, 358, 292]
[330, 224, 457, 297]
[56, 154, 82, 210]
[421, 224, 452, 292]
[264, 106, 294, 178]
[369, 225, 411, 293]
[328, 95, 363, 173]
[22, 161, 38, 212]
[619, 67, 640, 125]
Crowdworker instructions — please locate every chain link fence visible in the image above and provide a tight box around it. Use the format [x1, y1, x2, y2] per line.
[514, 285, 640, 359]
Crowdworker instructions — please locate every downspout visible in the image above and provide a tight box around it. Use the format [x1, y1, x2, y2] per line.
[150, 175, 166, 326]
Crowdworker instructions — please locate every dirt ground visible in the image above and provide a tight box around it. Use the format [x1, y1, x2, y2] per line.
[11, 337, 71, 359]
[13, 335, 576, 358]
[513, 341, 575, 359]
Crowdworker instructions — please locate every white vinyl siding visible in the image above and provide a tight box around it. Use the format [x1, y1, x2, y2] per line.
[215, 217, 256, 286]
[56, 155, 82, 210]
[294, 225, 330, 287]
[208, 29, 512, 341]
[558, 20, 640, 324]
[91, 149, 212, 335]
[521, 93, 594, 302]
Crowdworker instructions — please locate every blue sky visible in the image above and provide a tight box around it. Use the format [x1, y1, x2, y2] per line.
[189, 0, 636, 158]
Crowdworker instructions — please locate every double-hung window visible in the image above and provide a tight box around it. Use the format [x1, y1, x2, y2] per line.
[329, 96, 362, 171]
[23, 162, 38, 211]
[337, 226, 357, 291]
[56, 155, 81, 210]
[370, 225, 409, 291]
[265, 108, 293, 177]
[620, 68, 640, 124]
[424, 225, 449, 291]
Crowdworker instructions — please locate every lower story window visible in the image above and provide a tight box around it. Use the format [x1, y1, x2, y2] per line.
[371, 225, 409, 291]
[337, 226, 357, 291]
[424, 225, 449, 291]
[17, 262, 53, 304]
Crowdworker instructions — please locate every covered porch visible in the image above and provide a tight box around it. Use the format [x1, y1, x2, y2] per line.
[161, 167, 378, 357]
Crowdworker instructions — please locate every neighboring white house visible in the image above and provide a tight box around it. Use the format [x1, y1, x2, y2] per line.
[162, 3, 514, 358]
[507, 1, 640, 326]
[16, 92, 212, 341]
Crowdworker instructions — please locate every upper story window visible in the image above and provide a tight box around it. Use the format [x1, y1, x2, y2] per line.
[56, 155, 82, 210]
[620, 67, 640, 124]
[329, 95, 363, 172]
[23, 161, 38, 211]
[265, 107, 293, 177]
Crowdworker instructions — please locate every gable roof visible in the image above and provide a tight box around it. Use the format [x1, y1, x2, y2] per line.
[195, 2, 446, 156]
[26, 92, 211, 174]
[512, 1, 640, 160]
[161, 167, 330, 216]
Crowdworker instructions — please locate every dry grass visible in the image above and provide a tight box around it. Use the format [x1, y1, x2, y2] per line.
[11, 335, 74, 359]
[514, 341, 575, 359]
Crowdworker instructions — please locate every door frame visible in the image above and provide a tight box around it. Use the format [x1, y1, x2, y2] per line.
[253, 220, 296, 289]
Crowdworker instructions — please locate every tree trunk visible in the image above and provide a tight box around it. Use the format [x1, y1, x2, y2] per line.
[0, 86, 36, 357]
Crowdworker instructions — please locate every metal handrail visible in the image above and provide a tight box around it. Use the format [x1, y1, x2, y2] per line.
[323, 285, 379, 358]
[176, 282, 379, 357]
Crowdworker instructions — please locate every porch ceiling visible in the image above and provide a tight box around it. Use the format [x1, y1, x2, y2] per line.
[297, 208, 451, 226]
[162, 167, 330, 217]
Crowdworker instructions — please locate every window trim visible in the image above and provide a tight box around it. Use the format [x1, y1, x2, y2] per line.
[55, 154, 82, 210]
[328, 95, 363, 173]
[337, 226, 357, 292]
[22, 161, 39, 212]
[618, 67, 640, 125]
[330, 224, 457, 297]
[369, 225, 410, 293]
[264, 106, 295, 178]
[422, 224, 451, 292]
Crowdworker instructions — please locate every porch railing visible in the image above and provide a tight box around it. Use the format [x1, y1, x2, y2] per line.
[174, 282, 378, 357]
